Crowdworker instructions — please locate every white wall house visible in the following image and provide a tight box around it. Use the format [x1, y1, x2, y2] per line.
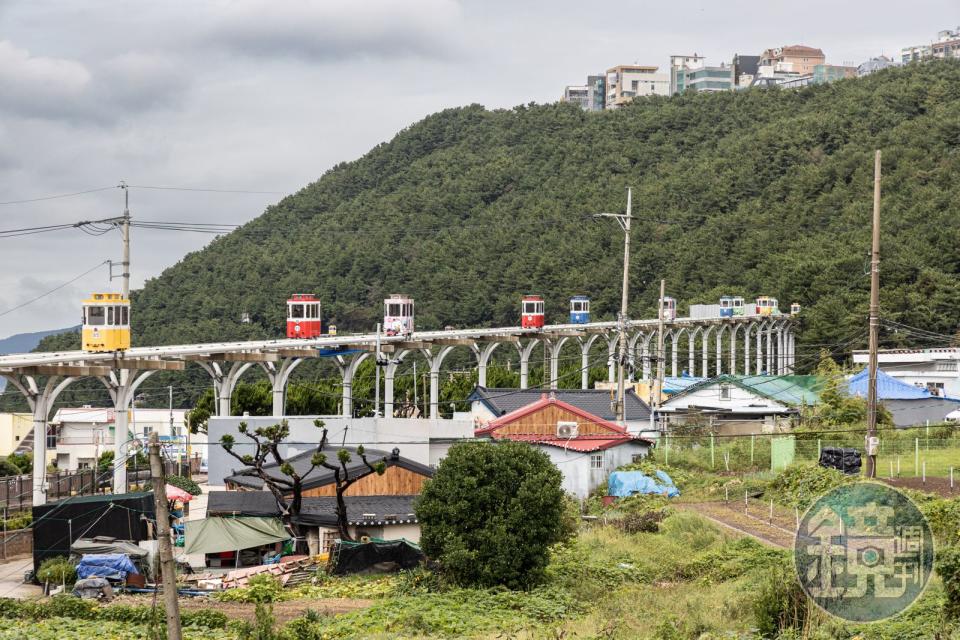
[51, 407, 200, 471]
[538, 440, 649, 499]
[852, 348, 960, 398]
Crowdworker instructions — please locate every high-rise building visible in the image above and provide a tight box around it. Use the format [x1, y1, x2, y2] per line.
[562, 74, 606, 111]
[605, 65, 670, 108]
[901, 27, 960, 63]
[670, 55, 734, 94]
[669, 54, 706, 94]
[758, 45, 826, 76]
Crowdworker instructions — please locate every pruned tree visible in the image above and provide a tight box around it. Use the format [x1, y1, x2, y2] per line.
[220, 419, 387, 541]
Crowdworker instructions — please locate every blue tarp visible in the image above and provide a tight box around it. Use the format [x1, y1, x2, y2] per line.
[607, 470, 680, 498]
[75, 553, 139, 580]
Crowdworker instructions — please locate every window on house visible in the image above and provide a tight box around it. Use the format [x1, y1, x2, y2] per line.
[590, 453, 604, 469]
[631, 454, 644, 463]
[720, 384, 731, 400]
[927, 382, 945, 397]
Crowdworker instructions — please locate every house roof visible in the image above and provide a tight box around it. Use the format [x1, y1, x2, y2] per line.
[664, 375, 822, 407]
[846, 368, 960, 401]
[207, 491, 420, 527]
[468, 386, 651, 422]
[475, 393, 653, 447]
[223, 446, 434, 491]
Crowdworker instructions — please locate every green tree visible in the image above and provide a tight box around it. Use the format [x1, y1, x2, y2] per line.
[415, 441, 570, 589]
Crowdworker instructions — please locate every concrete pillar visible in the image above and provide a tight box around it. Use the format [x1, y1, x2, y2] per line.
[339, 353, 369, 417]
[671, 330, 680, 378]
[744, 325, 751, 375]
[579, 335, 599, 390]
[715, 326, 723, 376]
[427, 346, 454, 419]
[100, 369, 156, 495]
[519, 340, 539, 390]
[607, 335, 618, 383]
[788, 330, 796, 372]
[261, 358, 307, 418]
[767, 323, 774, 375]
[701, 327, 711, 378]
[641, 336, 652, 381]
[548, 338, 566, 390]
[755, 323, 763, 375]
[729, 326, 738, 376]
[688, 329, 698, 377]
[475, 342, 500, 389]
[383, 350, 409, 418]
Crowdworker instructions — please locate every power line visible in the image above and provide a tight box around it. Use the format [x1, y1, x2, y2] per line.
[0, 261, 109, 319]
[0, 186, 116, 206]
[127, 185, 284, 195]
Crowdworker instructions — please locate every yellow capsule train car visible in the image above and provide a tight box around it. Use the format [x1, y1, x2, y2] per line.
[82, 293, 131, 352]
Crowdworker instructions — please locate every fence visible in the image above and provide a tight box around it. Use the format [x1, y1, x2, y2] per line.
[0, 460, 193, 512]
[653, 428, 960, 481]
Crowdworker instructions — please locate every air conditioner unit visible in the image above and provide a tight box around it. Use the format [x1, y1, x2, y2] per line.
[556, 421, 579, 438]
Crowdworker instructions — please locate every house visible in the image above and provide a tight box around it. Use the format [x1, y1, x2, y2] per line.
[475, 393, 652, 499]
[468, 387, 651, 435]
[0, 413, 34, 458]
[852, 347, 960, 398]
[50, 407, 199, 472]
[207, 415, 471, 486]
[222, 445, 433, 554]
[845, 368, 960, 427]
[659, 375, 821, 434]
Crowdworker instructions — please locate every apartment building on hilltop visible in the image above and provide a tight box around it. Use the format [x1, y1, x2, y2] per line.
[605, 64, 669, 108]
[562, 75, 606, 111]
[669, 55, 734, 94]
[758, 45, 826, 76]
[902, 27, 960, 63]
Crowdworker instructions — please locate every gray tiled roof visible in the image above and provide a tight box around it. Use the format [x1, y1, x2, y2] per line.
[468, 387, 651, 421]
[208, 491, 419, 526]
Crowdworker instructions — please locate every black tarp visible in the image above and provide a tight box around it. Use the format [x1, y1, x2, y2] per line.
[330, 539, 423, 575]
[819, 447, 862, 475]
[32, 492, 155, 575]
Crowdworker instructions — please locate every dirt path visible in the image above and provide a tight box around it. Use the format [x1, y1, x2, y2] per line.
[881, 477, 959, 498]
[678, 502, 797, 549]
[113, 595, 373, 624]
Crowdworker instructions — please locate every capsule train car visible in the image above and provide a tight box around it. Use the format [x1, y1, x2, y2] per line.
[82, 293, 131, 352]
[569, 296, 590, 324]
[661, 296, 677, 321]
[719, 296, 745, 318]
[286, 294, 322, 338]
[384, 294, 415, 336]
[790, 302, 802, 316]
[521, 295, 545, 329]
[755, 296, 780, 317]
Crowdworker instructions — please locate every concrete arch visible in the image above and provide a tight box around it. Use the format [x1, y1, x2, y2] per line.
[579, 333, 602, 389]
[699, 325, 715, 378]
[670, 328, 686, 378]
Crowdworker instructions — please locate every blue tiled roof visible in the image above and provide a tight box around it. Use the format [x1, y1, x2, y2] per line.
[847, 369, 932, 400]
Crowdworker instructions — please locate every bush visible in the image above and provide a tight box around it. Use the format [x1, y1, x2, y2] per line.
[6, 453, 31, 475]
[611, 509, 668, 534]
[768, 464, 851, 509]
[36, 557, 76, 585]
[0, 459, 21, 477]
[920, 497, 960, 547]
[415, 441, 570, 589]
[750, 558, 812, 637]
[938, 546, 960, 621]
[215, 574, 285, 603]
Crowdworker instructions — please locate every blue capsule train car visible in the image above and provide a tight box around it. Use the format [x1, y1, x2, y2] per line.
[719, 296, 734, 318]
[570, 296, 590, 324]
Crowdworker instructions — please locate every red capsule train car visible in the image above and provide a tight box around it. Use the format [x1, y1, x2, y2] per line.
[287, 294, 322, 338]
[521, 295, 545, 329]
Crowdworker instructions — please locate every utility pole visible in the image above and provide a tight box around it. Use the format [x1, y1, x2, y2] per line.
[149, 432, 182, 640]
[374, 323, 381, 417]
[594, 188, 633, 425]
[866, 150, 882, 478]
[655, 279, 666, 432]
[119, 181, 131, 300]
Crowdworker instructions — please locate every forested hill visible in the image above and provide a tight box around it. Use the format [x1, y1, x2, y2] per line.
[49, 62, 960, 357]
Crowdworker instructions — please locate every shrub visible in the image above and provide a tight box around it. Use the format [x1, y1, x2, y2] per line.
[6, 453, 31, 475]
[750, 558, 812, 637]
[938, 546, 960, 621]
[920, 497, 960, 547]
[0, 459, 21, 477]
[36, 556, 76, 585]
[768, 464, 851, 509]
[611, 509, 668, 534]
[216, 574, 285, 603]
[415, 441, 570, 589]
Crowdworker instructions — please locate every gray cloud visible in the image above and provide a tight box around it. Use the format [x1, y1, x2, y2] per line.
[205, 0, 463, 61]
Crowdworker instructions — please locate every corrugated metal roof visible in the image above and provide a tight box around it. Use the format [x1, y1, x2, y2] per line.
[847, 369, 933, 400]
[469, 387, 651, 421]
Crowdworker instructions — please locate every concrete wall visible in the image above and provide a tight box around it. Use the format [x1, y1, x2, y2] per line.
[885, 399, 960, 428]
[0, 528, 32, 559]
[208, 416, 473, 485]
[542, 441, 648, 500]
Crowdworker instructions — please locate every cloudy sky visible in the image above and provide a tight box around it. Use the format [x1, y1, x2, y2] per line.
[0, 0, 953, 337]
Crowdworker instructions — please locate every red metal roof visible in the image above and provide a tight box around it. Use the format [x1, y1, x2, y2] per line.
[474, 393, 652, 447]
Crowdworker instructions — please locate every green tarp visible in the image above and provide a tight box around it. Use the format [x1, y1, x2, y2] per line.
[183, 516, 289, 555]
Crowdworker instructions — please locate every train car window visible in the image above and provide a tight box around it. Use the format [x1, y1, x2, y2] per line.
[291, 304, 304, 319]
[388, 303, 401, 316]
[121, 306, 129, 325]
[523, 302, 533, 314]
[107, 307, 115, 325]
[583, 301, 589, 312]
[536, 302, 544, 313]
[87, 306, 105, 326]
